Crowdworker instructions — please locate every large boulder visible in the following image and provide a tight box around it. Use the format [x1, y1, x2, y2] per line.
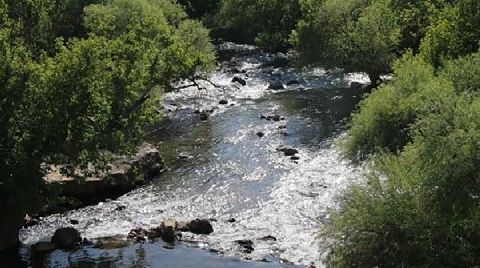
[44, 143, 165, 206]
[51, 227, 82, 250]
[159, 219, 177, 243]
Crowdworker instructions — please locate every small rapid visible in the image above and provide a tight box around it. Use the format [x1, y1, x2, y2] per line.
[20, 43, 367, 267]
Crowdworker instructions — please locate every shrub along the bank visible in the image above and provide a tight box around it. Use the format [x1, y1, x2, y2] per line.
[331, 50, 480, 266]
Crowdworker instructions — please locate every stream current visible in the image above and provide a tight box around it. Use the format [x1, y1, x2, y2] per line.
[19, 43, 368, 267]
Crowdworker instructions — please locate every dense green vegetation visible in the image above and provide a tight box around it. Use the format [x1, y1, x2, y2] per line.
[331, 0, 480, 266]
[211, 0, 301, 51]
[0, 0, 214, 249]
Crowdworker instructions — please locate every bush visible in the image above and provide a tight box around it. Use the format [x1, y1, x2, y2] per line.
[342, 53, 437, 158]
[333, 51, 480, 267]
[420, 0, 480, 67]
[330, 95, 480, 267]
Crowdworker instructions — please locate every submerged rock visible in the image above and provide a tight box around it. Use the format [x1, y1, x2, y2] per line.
[93, 236, 132, 249]
[219, 99, 228, 105]
[32, 241, 56, 254]
[51, 227, 82, 250]
[286, 80, 300, 86]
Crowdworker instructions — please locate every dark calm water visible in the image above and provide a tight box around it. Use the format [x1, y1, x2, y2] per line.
[18, 43, 367, 267]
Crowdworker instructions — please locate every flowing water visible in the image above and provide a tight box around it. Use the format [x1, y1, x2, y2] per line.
[19, 43, 368, 267]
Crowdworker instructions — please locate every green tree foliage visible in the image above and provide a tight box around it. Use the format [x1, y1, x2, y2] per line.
[333, 51, 480, 266]
[0, 0, 214, 249]
[211, 0, 301, 51]
[293, 0, 447, 83]
[178, 0, 219, 19]
[420, 0, 480, 67]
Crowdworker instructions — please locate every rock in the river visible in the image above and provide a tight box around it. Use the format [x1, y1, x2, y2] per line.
[290, 155, 300, 161]
[32, 241, 56, 254]
[264, 115, 281, 121]
[276, 146, 299, 156]
[128, 228, 158, 242]
[219, 99, 228, 105]
[94, 236, 132, 249]
[69, 219, 79, 225]
[159, 219, 177, 243]
[264, 52, 290, 68]
[187, 219, 214, 235]
[259, 235, 277, 242]
[283, 148, 299, 156]
[268, 81, 284, 90]
[235, 239, 254, 253]
[51, 227, 82, 250]
[231, 76, 247, 86]
[200, 111, 209, 121]
[44, 143, 165, 207]
[227, 218, 236, 223]
[256, 132, 265, 138]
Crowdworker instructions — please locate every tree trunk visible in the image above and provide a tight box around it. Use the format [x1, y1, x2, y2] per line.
[0, 201, 24, 251]
[368, 73, 381, 87]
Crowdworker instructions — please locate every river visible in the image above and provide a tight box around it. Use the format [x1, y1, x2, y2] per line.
[18, 43, 367, 267]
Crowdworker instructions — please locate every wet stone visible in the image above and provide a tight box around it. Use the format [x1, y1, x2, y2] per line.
[259, 235, 277, 242]
[283, 148, 299, 156]
[200, 112, 209, 121]
[235, 240, 254, 253]
[231, 76, 247, 86]
[51, 227, 82, 250]
[187, 219, 214, 235]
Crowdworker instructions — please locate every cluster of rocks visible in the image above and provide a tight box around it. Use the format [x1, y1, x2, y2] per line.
[276, 145, 300, 161]
[127, 218, 214, 244]
[31, 218, 214, 255]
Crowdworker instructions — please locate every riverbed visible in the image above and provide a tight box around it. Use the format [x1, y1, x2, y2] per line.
[19, 43, 367, 267]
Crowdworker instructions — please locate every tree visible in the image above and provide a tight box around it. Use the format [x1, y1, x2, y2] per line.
[211, 0, 301, 51]
[293, 0, 400, 84]
[0, 0, 214, 250]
